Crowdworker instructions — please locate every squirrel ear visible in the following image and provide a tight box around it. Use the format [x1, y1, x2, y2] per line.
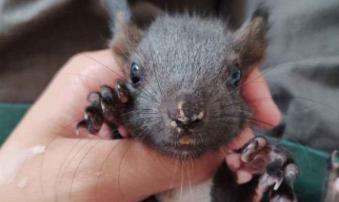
[110, 12, 143, 64]
[129, 1, 164, 29]
[111, 2, 163, 65]
[233, 6, 269, 69]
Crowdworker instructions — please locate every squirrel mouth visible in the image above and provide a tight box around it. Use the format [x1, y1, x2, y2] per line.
[163, 135, 207, 158]
[167, 135, 199, 148]
[178, 135, 195, 145]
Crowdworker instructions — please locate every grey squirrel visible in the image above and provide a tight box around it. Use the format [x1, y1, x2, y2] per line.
[77, 2, 298, 202]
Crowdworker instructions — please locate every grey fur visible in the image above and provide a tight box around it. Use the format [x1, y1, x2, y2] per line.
[119, 14, 258, 158]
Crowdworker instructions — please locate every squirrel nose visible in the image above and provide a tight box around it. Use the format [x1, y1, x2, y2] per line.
[167, 94, 205, 127]
[176, 101, 205, 125]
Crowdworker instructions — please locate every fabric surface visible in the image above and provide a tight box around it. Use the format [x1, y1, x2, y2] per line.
[246, 0, 339, 153]
[0, 0, 111, 103]
[0, 103, 28, 143]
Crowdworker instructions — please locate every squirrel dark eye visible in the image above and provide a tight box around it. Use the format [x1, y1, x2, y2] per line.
[130, 62, 141, 83]
[228, 66, 242, 87]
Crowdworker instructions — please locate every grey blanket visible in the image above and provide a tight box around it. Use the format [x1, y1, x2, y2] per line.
[248, 0, 339, 152]
[0, 0, 338, 152]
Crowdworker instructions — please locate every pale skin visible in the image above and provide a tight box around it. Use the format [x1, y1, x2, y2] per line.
[0, 50, 281, 202]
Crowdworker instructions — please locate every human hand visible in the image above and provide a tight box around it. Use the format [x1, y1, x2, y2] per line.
[0, 49, 280, 202]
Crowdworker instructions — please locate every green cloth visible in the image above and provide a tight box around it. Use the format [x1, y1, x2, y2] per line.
[0, 103, 329, 201]
[0, 103, 29, 144]
[282, 140, 328, 201]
